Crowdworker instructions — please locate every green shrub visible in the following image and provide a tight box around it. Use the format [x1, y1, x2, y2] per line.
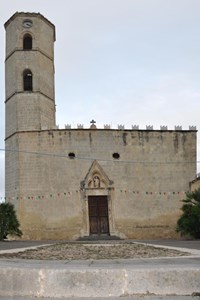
[0, 202, 22, 240]
[176, 188, 200, 239]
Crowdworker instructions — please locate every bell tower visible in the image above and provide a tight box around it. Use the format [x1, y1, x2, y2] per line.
[4, 12, 56, 139]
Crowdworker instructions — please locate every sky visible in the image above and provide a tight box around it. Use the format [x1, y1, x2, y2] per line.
[0, 0, 200, 197]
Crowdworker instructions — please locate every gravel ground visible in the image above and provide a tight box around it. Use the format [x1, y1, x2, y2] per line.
[0, 241, 189, 260]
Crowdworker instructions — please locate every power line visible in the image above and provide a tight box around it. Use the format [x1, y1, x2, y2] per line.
[0, 148, 199, 165]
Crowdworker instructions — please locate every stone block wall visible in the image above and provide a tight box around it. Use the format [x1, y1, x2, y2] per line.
[5, 128, 196, 239]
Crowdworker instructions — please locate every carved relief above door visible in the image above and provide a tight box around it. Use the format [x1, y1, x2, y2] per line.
[81, 160, 113, 190]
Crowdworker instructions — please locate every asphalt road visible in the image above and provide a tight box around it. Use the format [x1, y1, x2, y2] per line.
[135, 239, 200, 250]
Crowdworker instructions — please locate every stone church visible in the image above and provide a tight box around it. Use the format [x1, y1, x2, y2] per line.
[4, 12, 197, 240]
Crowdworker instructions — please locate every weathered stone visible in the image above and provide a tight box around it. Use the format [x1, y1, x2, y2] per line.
[4, 12, 197, 240]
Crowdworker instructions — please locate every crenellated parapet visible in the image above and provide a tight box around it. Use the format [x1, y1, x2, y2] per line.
[58, 123, 197, 131]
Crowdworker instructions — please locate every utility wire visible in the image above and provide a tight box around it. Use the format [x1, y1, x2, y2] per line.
[0, 148, 199, 165]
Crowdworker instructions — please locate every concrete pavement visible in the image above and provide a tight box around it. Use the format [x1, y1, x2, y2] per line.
[0, 240, 200, 298]
[0, 297, 199, 300]
[0, 240, 58, 252]
[135, 239, 200, 250]
[0, 297, 200, 300]
[1, 239, 200, 251]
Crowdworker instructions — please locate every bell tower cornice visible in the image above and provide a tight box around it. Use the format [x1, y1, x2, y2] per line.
[5, 47, 54, 63]
[4, 12, 56, 41]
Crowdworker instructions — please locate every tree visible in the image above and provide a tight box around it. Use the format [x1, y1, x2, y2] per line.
[176, 188, 200, 239]
[0, 202, 22, 240]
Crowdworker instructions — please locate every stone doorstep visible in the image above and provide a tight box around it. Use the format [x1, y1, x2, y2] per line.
[0, 262, 200, 298]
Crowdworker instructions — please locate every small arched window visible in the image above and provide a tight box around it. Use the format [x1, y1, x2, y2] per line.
[113, 152, 120, 159]
[23, 70, 33, 91]
[68, 152, 75, 159]
[23, 34, 32, 50]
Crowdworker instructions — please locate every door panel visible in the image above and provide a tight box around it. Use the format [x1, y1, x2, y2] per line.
[99, 217, 109, 233]
[90, 217, 98, 234]
[88, 196, 109, 235]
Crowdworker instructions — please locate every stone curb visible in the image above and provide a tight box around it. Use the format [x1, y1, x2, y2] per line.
[0, 243, 54, 254]
[133, 242, 200, 256]
[0, 258, 200, 298]
[0, 242, 200, 298]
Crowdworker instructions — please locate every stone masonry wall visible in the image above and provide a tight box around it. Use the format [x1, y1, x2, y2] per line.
[5, 129, 196, 240]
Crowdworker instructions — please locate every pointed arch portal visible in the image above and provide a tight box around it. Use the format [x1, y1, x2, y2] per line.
[81, 160, 116, 237]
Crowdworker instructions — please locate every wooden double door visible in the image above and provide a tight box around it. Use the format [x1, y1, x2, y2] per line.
[88, 196, 109, 235]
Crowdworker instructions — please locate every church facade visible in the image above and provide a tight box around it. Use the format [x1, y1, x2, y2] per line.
[4, 12, 197, 240]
